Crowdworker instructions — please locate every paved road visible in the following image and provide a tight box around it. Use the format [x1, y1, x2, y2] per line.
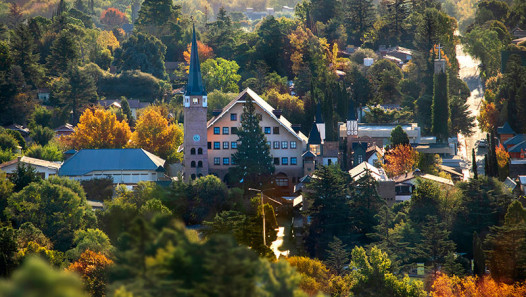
[456, 43, 486, 179]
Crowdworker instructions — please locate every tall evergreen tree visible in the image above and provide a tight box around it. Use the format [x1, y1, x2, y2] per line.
[325, 236, 349, 276]
[9, 24, 42, 87]
[120, 97, 134, 126]
[231, 95, 274, 189]
[390, 125, 410, 147]
[416, 216, 456, 273]
[346, 0, 376, 44]
[46, 30, 80, 76]
[432, 72, 449, 143]
[473, 231, 485, 277]
[55, 0, 68, 17]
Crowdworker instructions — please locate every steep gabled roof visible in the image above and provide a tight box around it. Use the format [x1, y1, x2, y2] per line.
[307, 122, 321, 145]
[207, 88, 308, 143]
[185, 24, 206, 96]
[498, 122, 516, 135]
[59, 149, 165, 176]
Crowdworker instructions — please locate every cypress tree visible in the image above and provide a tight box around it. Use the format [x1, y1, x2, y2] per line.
[231, 95, 274, 189]
[473, 231, 485, 276]
[472, 148, 478, 179]
[484, 154, 489, 176]
[120, 97, 134, 126]
[432, 72, 449, 143]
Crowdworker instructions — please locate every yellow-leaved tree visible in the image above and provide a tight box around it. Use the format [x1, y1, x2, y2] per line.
[130, 108, 183, 162]
[64, 108, 131, 150]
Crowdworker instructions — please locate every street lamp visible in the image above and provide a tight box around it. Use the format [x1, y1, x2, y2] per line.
[248, 187, 274, 246]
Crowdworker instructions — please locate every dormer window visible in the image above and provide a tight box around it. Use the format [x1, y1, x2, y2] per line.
[193, 97, 199, 104]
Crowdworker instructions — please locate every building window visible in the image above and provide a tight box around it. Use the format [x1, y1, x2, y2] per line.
[198, 148, 203, 155]
[273, 127, 280, 134]
[223, 142, 229, 149]
[357, 155, 363, 164]
[191, 174, 196, 180]
[231, 127, 238, 134]
[257, 113, 262, 120]
[276, 178, 289, 187]
[273, 141, 280, 149]
[198, 161, 203, 167]
[264, 127, 271, 134]
[231, 113, 237, 121]
[281, 141, 288, 149]
[223, 127, 229, 135]
[291, 141, 297, 149]
[190, 148, 196, 155]
[282, 157, 288, 165]
[274, 158, 280, 165]
[214, 142, 220, 150]
[223, 158, 230, 165]
[267, 141, 271, 147]
[231, 141, 237, 149]
[191, 161, 196, 168]
[214, 157, 220, 165]
[193, 98, 199, 104]
[291, 157, 297, 165]
[214, 127, 220, 134]
[208, 142, 212, 149]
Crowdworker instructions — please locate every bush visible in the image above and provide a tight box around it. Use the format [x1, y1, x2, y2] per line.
[6, 130, 26, 150]
[0, 148, 14, 163]
[0, 131, 19, 152]
[98, 70, 164, 101]
[30, 125, 55, 146]
[25, 143, 63, 161]
[81, 178, 114, 202]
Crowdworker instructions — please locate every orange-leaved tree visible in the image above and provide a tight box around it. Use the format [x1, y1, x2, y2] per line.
[495, 143, 510, 180]
[383, 144, 418, 177]
[183, 41, 214, 65]
[68, 250, 113, 297]
[130, 108, 183, 162]
[65, 108, 131, 150]
[100, 8, 128, 28]
[477, 99, 499, 133]
[431, 272, 526, 297]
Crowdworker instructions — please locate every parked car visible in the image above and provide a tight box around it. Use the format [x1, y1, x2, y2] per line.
[477, 139, 488, 148]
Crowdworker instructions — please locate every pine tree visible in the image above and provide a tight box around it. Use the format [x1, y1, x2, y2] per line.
[325, 236, 349, 275]
[390, 125, 410, 147]
[231, 95, 274, 189]
[55, 0, 68, 17]
[9, 24, 42, 87]
[346, 0, 376, 44]
[472, 148, 478, 179]
[432, 72, 449, 143]
[46, 31, 80, 76]
[416, 216, 456, 273]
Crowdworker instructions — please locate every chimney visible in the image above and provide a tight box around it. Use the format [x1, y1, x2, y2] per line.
[291, 124, 301, 133]
[272, 109, 283, 118]
[212, 109, 222, 117]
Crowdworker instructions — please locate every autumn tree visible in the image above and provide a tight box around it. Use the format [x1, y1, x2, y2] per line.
[97, 31, 119, 52]
[431, 273, 526, 296]
[383, 144, 418, 177]
[66, 108, 131, 150]
[100, 8, 128, 28]
[477, 100, 499, 133]
[130, 108, 183, 161]
[183, 41, 214, 65]
[68, 250, 113, 297]
[495, 143, 510, 180]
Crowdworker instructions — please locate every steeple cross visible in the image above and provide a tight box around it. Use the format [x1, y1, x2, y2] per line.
[437, 43, 443, 60]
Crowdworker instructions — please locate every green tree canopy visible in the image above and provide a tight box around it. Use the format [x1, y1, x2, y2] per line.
[201, 58, 241, 93]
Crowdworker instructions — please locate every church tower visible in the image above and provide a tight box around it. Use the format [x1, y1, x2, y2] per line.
[183, 24, 208, 181]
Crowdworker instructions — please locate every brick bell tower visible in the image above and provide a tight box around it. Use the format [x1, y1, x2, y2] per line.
[183, 24, 208, 181]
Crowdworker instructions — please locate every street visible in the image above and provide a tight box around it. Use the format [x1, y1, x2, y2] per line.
[456, 42, 486, 180]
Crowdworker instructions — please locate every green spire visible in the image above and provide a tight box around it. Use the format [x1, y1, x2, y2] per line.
[186, 23, 206, 96]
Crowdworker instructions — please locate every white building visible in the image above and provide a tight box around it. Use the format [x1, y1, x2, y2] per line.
[206, 88, 308, 188]
[0, 156, 61, 179]
[59, 149, 166, 186]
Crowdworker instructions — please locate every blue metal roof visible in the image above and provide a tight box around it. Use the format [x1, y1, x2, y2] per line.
[59, 149, 165, 176]
[498, 122, 516, 135]
[504, 134, 526, 146]
[508, 141, 526, 153]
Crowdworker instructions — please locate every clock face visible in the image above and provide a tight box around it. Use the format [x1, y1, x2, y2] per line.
[193, 134, 200, 142]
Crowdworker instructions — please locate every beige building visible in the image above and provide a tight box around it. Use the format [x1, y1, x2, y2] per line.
[206, 88, 308, 188]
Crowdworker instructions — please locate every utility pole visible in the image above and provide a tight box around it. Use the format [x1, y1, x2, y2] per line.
[249, 187, 279, 246]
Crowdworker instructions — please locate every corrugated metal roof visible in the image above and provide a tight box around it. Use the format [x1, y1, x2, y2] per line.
[59, 149, 165, 176]
[509, 141, 526, 153]
[498, 122, 516, 135]
[505, 134, 526, 146]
